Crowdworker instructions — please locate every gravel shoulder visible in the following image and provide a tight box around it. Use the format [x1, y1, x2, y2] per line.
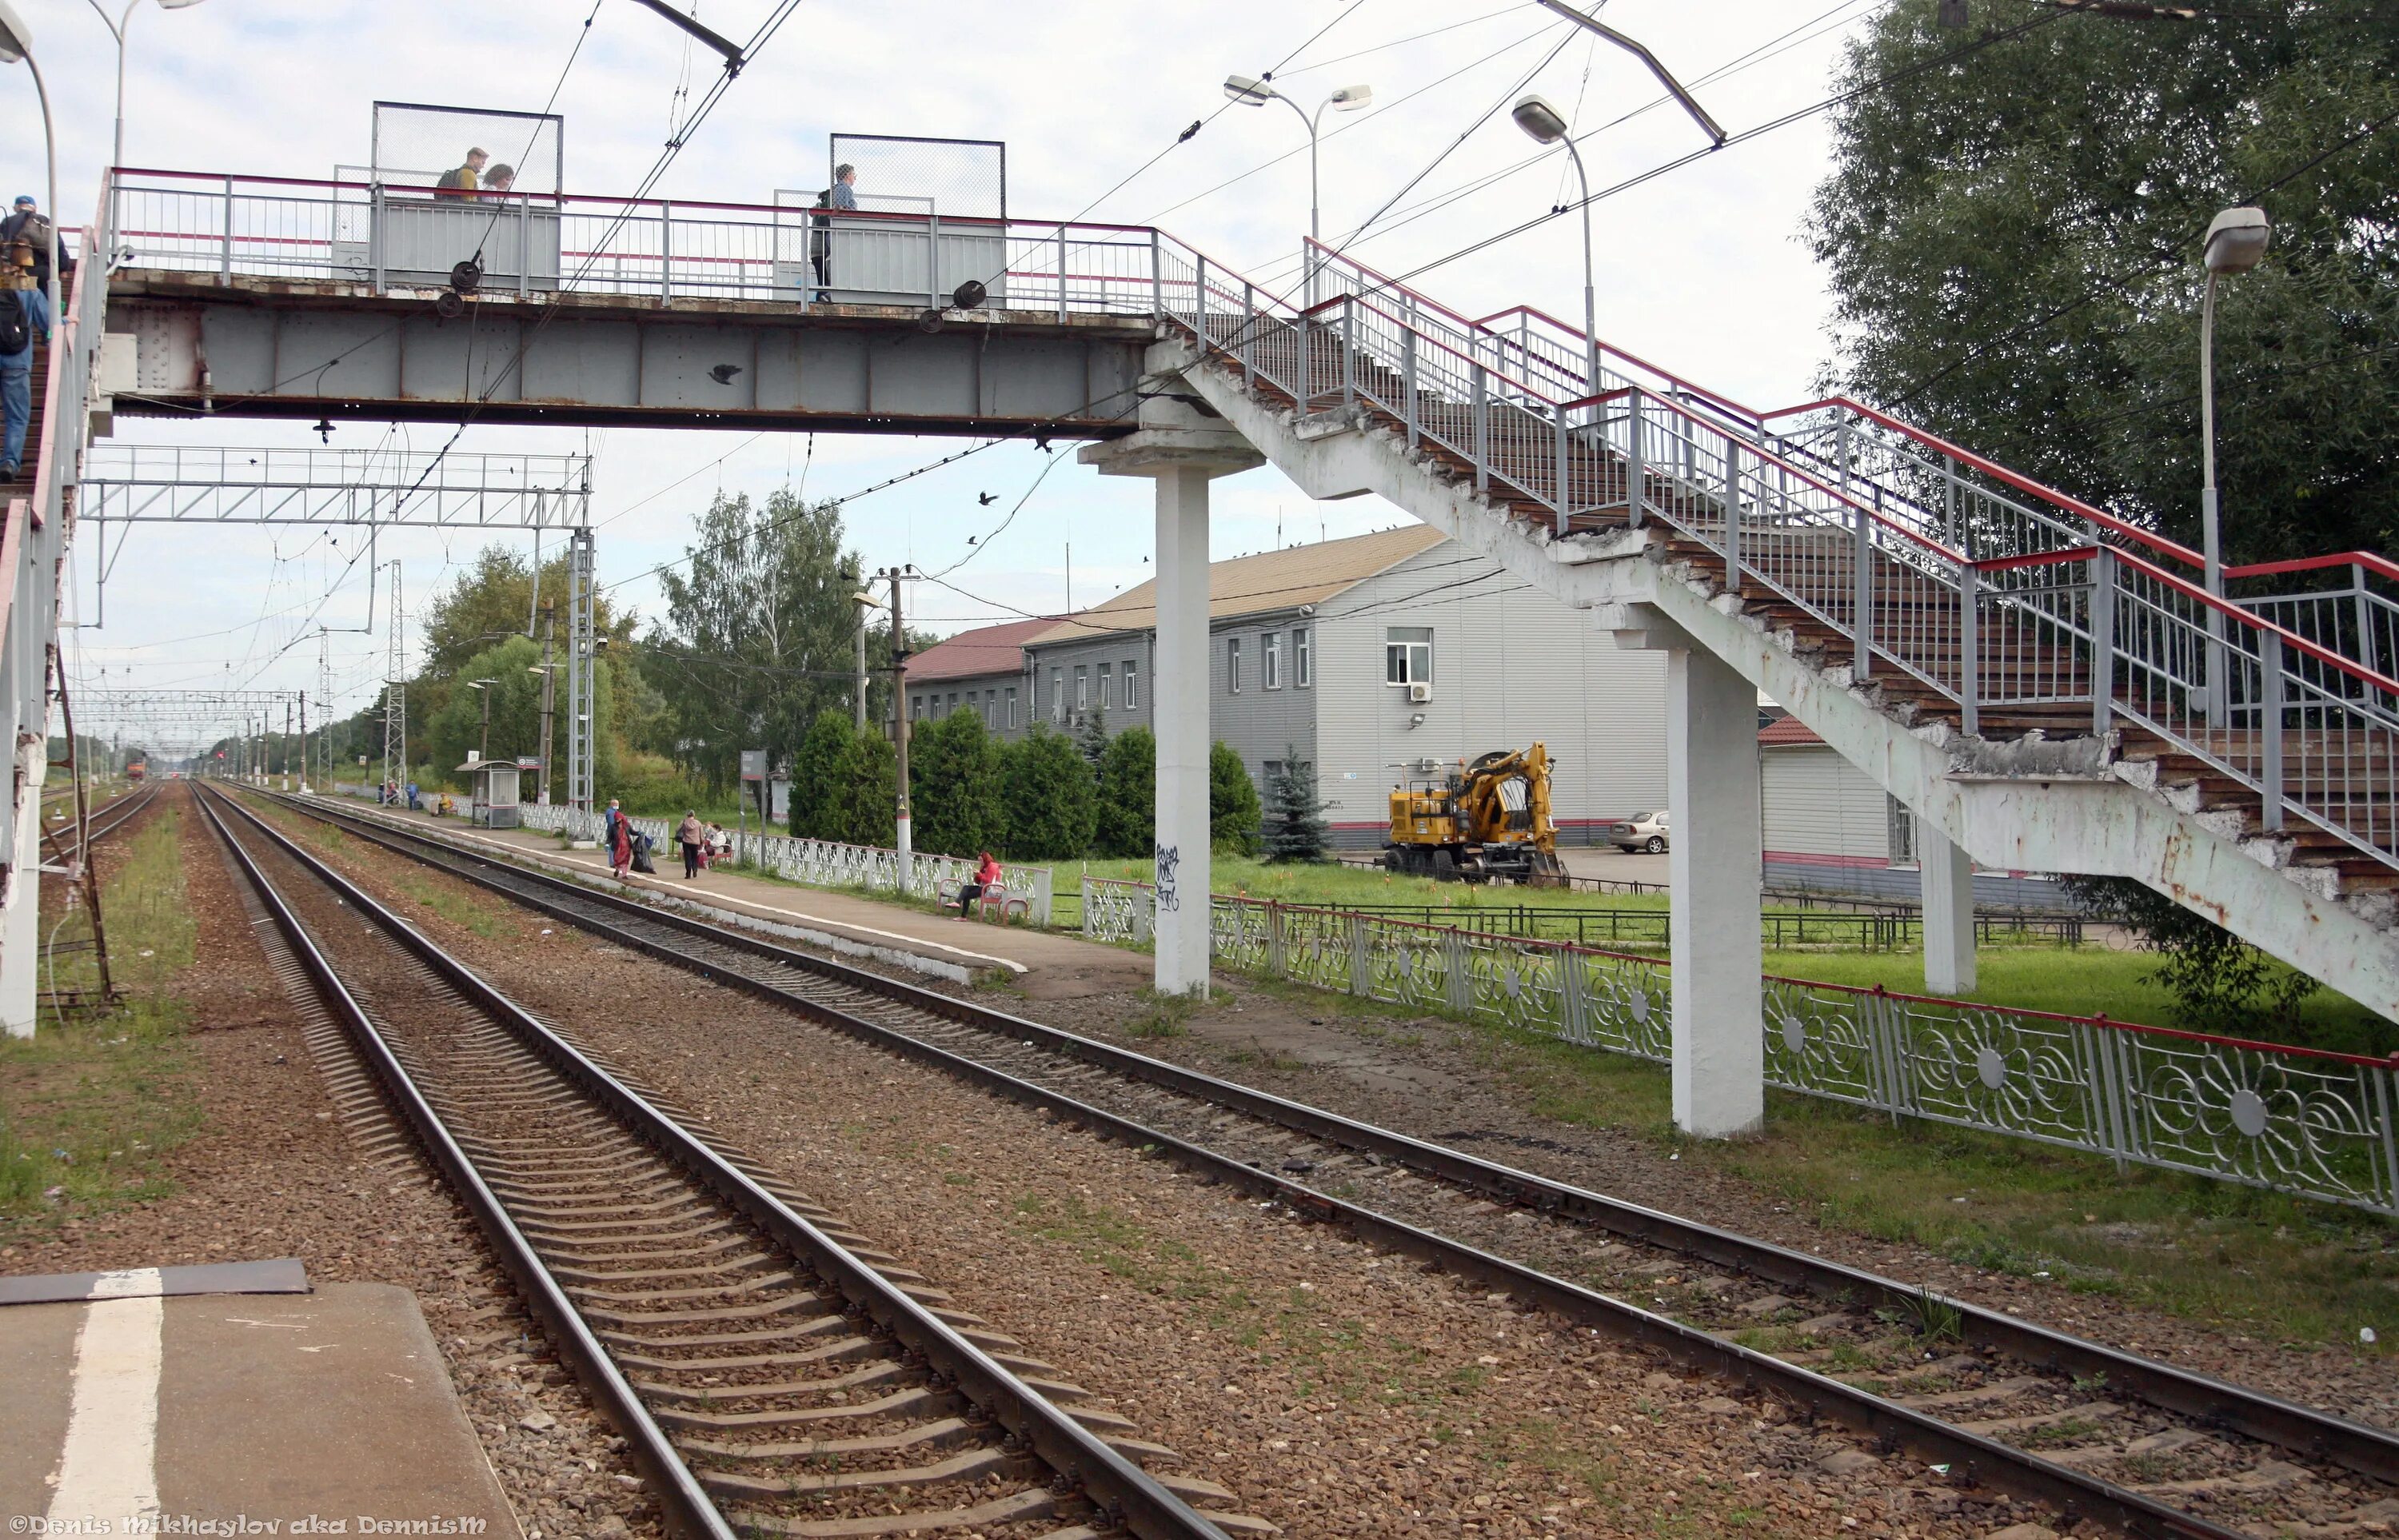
[3, 785, 664, 1540]
[260, 793, 2114, 1538]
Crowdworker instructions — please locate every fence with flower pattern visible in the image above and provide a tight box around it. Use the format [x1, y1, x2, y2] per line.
[1080, 876, 2399, 1215]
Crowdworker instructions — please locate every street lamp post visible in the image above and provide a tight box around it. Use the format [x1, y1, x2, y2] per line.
[1222, 74, 1372, 305]
[1511, 95, 1598, 394]
[464, 677, 498, 763]
[84, 0, 210, 172]
[2197, 205, 2269, 726]
[0, 2, 59, 335]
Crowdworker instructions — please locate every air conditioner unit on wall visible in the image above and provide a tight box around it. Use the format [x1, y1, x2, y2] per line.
[1407, 681, 1432, 704]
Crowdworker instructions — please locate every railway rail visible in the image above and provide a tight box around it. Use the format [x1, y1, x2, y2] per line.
[252, 787, 2399, 1538]
[194, 784, 1258, 1540]
[41, 780, 159, 864]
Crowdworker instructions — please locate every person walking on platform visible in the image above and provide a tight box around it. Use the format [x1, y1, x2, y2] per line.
[609, 810, 634, 881]
[678, 810, 705, 880]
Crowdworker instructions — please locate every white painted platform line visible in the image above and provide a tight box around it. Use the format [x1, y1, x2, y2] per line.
[46, 1267, 164, 1530]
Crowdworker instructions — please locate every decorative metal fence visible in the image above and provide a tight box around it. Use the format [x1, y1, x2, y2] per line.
[516, 803, 1052, 924]
[1082, 877, 2399, 1216]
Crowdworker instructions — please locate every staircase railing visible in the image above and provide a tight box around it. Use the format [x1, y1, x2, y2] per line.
[1154, 231, 2399, 876]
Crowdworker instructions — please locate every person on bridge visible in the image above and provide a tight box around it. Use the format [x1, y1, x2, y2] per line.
[954, 850, 1001, 920]
[810, 164, 859, 299]
[0, 197, 67, 296]
[0, 284, 32, 482]
[677, 811, 705, 880]
[435, 149, 489, 199]
[484, 165, 517, 197]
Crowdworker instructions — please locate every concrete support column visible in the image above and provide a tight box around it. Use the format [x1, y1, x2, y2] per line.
[1152, 467, 1214, 994]
[1918, 822, 1978, 995]
[1666, 644, 1763, 1139]
[1081, 389, 1263, 999]
[2, 737, 43, 1039]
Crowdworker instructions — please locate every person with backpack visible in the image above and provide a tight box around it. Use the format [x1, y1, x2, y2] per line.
[810, 164, 858, 300]
[0, 283, 30, 483]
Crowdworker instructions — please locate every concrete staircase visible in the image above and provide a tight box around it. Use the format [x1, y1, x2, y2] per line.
[1154, 244, 2399, 1019]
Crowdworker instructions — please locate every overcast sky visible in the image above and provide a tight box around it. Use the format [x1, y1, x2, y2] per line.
[19, 0, 1878, 750]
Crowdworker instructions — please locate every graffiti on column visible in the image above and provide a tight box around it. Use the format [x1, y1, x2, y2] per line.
[1155, 842, 1180, 912]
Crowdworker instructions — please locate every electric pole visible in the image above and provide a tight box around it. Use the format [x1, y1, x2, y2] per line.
[299, 691, 309, 792]
[283, 697, 293, 790]
[886, 565, 914, 893]
[537, 601, 557, 805]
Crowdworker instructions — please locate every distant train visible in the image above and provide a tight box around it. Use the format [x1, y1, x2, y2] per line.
[126, 760, 147, 783]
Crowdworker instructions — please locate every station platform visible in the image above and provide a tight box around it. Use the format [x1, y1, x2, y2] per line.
[296, 796, 1151, 1002]
[0, 1265, 520, 1536]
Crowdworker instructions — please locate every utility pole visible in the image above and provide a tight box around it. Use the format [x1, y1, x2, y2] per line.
[886, 565, 914, 893]
[283, 697, 293, 790]
[536, 600, 557, 804]
[852, 566, 869, 732]
[298, 691, 309, 792]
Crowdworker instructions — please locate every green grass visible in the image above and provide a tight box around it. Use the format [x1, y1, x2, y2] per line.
[1078, 853, 1675, 916]
[0, 808, 204, 1231]
[1443, 1010, 2399, 1347]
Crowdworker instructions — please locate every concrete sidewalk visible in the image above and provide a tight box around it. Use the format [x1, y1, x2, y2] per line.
[313, 798, 1151, 1001]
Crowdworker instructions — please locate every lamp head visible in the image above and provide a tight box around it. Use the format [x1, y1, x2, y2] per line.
[2202, 205, 2271, 276]
[0, 0, 30, 63]
[1512, 94, 1571, 146]
[1223, 74, 1275, 106]
[1329, 83, 1372, 112]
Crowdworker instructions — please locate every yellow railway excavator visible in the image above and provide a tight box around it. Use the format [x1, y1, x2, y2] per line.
[1382, 743, 1570, 886]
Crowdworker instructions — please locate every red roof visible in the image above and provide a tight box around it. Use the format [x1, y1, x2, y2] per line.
[904, 617, 1056, 683]
[1758, 716, 1826, 747]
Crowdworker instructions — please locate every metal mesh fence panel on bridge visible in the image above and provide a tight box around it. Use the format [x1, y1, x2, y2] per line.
[828, 134, 1005, 219]
[370, 102, 564, 194]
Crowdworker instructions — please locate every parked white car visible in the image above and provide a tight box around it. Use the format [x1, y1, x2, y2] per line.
[1609, 810, 1668, 854]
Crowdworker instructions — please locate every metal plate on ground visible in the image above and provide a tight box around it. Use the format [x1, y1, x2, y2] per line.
[0, 1257, 309, 1307]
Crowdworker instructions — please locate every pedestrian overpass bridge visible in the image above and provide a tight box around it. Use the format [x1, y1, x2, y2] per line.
[12, 165, 2397, 1144]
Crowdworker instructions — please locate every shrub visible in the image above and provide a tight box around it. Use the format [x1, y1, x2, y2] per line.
[828, 730, 898, 848]
[1096, 725, 1156, 859]
[910, 707, 1006, 858]
[788, 708, 855, 841]
[1209, 740, 1261, 856]
[1002, 725, 1096, 860]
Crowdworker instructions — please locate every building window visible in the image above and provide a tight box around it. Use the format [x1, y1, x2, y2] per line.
[912, 693, 926, 720]
[1051, 668, 1064, 722]
[1005, 687, 1018, 729]
[1227, 636, 1242, 693]
[1097, 660, 1112, 708]
[1075, 665, 1089, 710]
[1386, 626, 1433, 685]
[1887, 796, 1918, 867]
[1122, 660, 1139, 709]
[1263, 631, 1283, 690]
[947, 692, 958, 712]
[1294, 626, 1311, 688]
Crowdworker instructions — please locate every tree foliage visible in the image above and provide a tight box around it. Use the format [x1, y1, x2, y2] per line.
[908, 708, 1006, 858]
[1261, 745, 1332, 863]
[788, 708, 856, 841]
[1809, 4, 2399, 563]
[2058, 874, 2316, 1035]
[1001, 726, 1096, 860]
[1208, 741, 1261, 856]
[826, 729, 898, 848]
[1095, 725, 1157, 859]
[650, 489, 864, 794]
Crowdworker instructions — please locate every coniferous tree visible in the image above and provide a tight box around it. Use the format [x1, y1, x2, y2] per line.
[788, 708, 855, 841]
[1000, 725, 1097, 860]
[1207, 740, 1261, 857]
[1095, 725, 1157, 860]
[909, 707, 1006, 857]
[1261, 744, 1332, 863]
[1074, 698, 1110, 769]
[828, 730, 898, 848]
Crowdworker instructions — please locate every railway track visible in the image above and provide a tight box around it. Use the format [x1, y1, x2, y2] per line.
[42, 780, 159, 864]
[196, 785, 1262, 1540]
[253, 788, 2399, 1540]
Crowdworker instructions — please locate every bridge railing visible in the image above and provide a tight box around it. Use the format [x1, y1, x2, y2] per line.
[1154, 231, 2399, 876]
[108, 170, 1167, 318]
[1082, 877, 2399, 1216]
